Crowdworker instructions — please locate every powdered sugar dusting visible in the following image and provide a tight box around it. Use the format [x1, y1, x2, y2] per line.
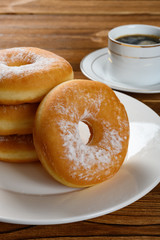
[0, 48, 60, 81]
[59, 119, 124, 181]
[54, 86, 128, 182]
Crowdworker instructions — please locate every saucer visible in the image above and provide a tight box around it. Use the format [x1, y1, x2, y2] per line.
[80, 47, 160, 93]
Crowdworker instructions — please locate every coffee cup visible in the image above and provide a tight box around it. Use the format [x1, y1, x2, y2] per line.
[107, 24, 160, 87]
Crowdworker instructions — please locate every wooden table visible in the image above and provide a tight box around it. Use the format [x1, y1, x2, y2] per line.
[0, 1, 160, 239]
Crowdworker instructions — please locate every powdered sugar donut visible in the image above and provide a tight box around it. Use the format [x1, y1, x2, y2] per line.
[33, 80, 129, 188]
[0, 103, 39, 135]
[0, 134, 38, 163]
[0, 47, 73, 104]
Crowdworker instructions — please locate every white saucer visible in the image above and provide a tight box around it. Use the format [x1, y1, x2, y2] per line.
[0, 92, 159, 225]
[80, 47, 160, 93]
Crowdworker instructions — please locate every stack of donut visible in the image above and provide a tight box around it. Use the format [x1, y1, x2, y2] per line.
[0, 47, 129, 188]
[0, 47, 73, 163]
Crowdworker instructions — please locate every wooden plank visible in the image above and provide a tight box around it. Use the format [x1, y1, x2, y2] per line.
[0, 15, 159, 32]
[0, 15, 159, 53]
[0, 219, 159, 240]
[0, 0, 160, 14]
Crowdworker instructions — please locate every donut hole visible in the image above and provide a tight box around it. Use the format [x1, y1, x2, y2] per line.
[7, 59, 34, 67]
[78, 120, 93, 145]
[5, 52, 36, 67]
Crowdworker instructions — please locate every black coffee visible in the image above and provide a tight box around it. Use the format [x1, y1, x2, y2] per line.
[116, 34, 160, 45]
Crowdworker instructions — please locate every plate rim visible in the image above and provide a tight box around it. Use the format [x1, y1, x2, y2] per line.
[0, 177, 159, 225]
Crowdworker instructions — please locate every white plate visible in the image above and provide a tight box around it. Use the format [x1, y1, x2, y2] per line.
[80, 48, 160, 93]
[0, 92, 160, 225]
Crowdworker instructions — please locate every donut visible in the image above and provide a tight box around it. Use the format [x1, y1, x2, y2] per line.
[0, 103, 39, 135]
[0, 47, 74, 104]
[33, 80, 129, 188]
[0, 134, 38, 163]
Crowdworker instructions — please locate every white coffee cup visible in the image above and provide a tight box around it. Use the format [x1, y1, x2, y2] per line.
[107, 24, 160, 87]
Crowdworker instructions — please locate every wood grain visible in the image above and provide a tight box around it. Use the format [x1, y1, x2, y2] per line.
[0, 0, 159, 239]
[0, 0, 160, 15]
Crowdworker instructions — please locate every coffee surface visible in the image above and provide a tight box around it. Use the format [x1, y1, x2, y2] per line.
[116, 34, 160, 45]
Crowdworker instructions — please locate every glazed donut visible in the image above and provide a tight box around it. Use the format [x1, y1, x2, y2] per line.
[33, 80, 129, 188]
[0, 134, 38, 163]
[0, 47, 73, 104]
[0, 103, 39, 135]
